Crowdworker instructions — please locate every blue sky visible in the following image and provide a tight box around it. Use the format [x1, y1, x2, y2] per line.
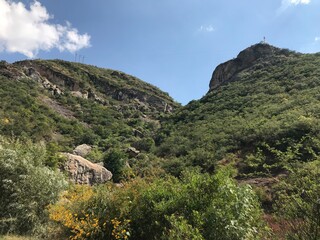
[1, 0, 320, 104]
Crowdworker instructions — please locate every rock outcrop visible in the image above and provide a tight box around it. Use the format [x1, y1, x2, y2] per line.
[127, 147, 140, 157]
[62, 153, 112, 185]
[13, 60, 179, 114]
[209, 43, 294, 91]
[73, 144, 92, 157]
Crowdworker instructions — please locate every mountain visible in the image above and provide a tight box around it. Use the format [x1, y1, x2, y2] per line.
[209, 43, 297, 90]
[2, 44, 320, 239]
[0, 59, 179, 161]
[156, 43, 320, 179]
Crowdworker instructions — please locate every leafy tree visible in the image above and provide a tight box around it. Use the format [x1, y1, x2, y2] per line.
[103, 148, 127, 182]
[0, 137, 67, 235]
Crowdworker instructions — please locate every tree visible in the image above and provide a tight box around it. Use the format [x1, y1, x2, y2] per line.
[103, 148, 127, 182]
[0, 137, 67, 234]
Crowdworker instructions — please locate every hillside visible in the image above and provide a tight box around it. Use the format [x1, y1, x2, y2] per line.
[0, 59, 179, 155]
[1, 44, 320, 239]
[155, 44, 320, 233]
[157, 43, 320, 176]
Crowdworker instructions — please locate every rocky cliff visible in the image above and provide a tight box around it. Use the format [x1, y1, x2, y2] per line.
[209, 43, 297, 91]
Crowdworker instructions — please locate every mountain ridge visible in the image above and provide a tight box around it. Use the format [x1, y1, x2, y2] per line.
[209, 43, 299, 91]
[1, 44, 320, 238]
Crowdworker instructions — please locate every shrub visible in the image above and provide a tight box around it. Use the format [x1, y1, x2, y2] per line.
[274, 160, 320, 239]
[103, 149, 127, 182]
[49, 167, 268, 239]
[129, 167, 268, 239]
[0, 137, 67, 235]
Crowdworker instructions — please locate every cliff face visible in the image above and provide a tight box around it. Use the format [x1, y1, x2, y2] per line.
[209, 43, 296, 91]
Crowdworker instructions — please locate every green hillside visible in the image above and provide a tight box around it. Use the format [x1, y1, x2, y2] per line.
[1, 44, 320, 239]
[157, 43, 320, 177]
[0, 59, 179, 164]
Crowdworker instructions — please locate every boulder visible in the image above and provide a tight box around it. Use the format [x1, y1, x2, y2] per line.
[73, 144, 92, 157]
[62, 153, 112, 185]
[127, 147, 140, 157]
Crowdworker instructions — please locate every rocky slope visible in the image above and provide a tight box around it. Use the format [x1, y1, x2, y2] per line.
[4, 59, 178, 115]
[0, 59, 180, 178]
[209, 43, 298, 90]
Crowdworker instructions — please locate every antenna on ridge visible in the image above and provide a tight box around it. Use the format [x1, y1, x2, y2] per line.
[74, 53, 85, 63]
[260, 36, 267, 44]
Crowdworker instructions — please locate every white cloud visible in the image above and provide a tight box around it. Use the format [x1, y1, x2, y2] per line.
[288, 0, 311, 5]
[0, 0, 91, 58]
[198, 25, 215, 33]
[315, 37, 320, 42]
[280, 0, 311, 10]
[278, 0, 311, 13]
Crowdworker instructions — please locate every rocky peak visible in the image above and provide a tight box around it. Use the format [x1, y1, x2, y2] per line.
[209, 43, 295, 91]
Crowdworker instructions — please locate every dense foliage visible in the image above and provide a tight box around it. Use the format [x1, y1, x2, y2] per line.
[49, 167, 268, 240]
[274, 160, 320, 239]
[0, 137, 67, 235]
[156, 52, 320, 177]
[2, 46, 320, 239]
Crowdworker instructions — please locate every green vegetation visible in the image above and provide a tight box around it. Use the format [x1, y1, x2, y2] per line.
[0, 137, 67, 235]
[0, 60, 177, 180]
[2, 46, 320, 238]
[103, 148, 128, 182]
[274, 160, 320, 239]
[156, 52, 320, 177]
[48, 167, 267, 240]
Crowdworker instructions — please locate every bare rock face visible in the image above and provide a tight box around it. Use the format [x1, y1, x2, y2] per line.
[62, 153, 112, 185]
[73, 144, 92, 157]
[209, 43, 293, 91]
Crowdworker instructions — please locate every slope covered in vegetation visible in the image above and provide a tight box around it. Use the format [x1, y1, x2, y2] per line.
[0, 59, 179, 168]
[2, 43, 320, 239]
[157, 43, 320, 177]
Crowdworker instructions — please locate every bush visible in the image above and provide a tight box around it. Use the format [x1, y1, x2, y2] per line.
[103, 149, 127, 182]
[0, 137, 67, 235]
[49, 167, 268, 239]
[129, 167, 267, 240]
[274, 161, 320, 239]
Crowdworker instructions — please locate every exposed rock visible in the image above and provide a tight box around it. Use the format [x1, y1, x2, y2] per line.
[209, 43, 295, 91]
[127, 147, 140, 157]
[13, 59, 180, 115]
[24, 67, 64, 96]
[88, 89, 106, 104]
[25, 67, 42, 82]
[40, 97, 75, 120]
[73, 144, 92, 157]
[62, 153, 112, 185]
[0, 61, 24, 79]
[111, 70, 130, 81]
[71, 91, 88, 99]
[15, 60, 81, 91]
[164, 102, 173, 113]
[134, 129, 144, 138]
